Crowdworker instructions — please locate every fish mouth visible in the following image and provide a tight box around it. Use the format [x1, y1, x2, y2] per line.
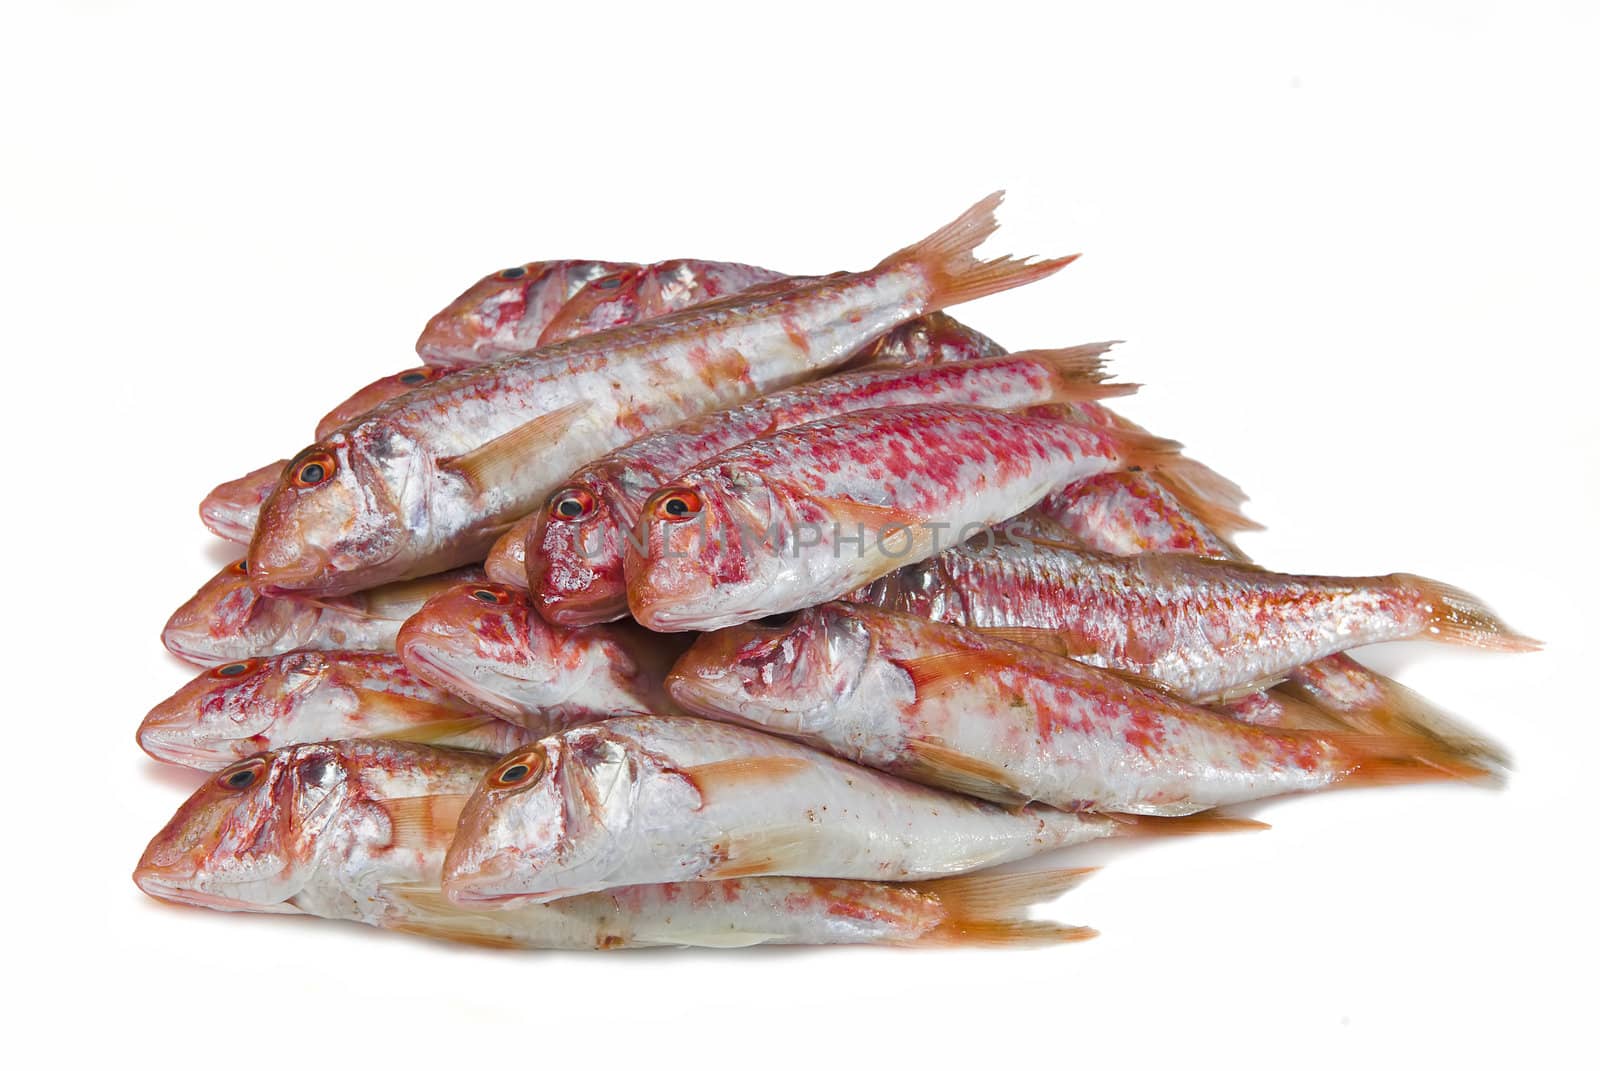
[135, 724, 232, 771]
[161, 630, 248, 668]
[538, 587, 628, 628]
[133, 868, 298, 914]
[198, 501, 255, 544]
[249, 544, 332, 596]
[399, 644, 530, 724]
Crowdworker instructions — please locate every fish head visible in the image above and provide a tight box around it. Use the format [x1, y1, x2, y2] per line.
[535, 266, 646, 343]
[415, 260, 629, 363]
[248, 433, 413, 596]
[133, 744, 352, 913]
[667, 604, 882, 734]
[444, 725, 695, 904]
[395, 582, 557, 722]
[313, 366, 444, 440]
[198, 461, 285, 544]
[626, 468, 792, 631]
[162, 559, 318, 665]
[139, 653, 333, 770]
[530, 476, 630, 626]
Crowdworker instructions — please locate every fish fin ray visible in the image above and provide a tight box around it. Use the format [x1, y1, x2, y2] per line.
[878, 191, 1077, 310]
[681, 756, 811, 803]
[899, 737, 1030, 806]
[910, 867, 1098, 947]
[441, 403, 589, 492]
[1398, 575, 1540, 652]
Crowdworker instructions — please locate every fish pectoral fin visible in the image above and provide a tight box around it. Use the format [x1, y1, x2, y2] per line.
[440, 403, 590, 492]
[372, 716, 501, 744]
[681, 756, 811, 804]
[891, 648, 1005, 697]
[899, 737, 1030, 807]
[377, 794, 470, 850]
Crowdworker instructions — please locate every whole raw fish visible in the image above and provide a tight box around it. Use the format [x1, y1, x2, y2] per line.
[625, 403, 1213, 631]
[250, 194, 1074, 596]
[134, 740, 1095, 948]
[529, 346, 1128, 625]
[846, 531, 1536, 701]
[667, 603, 1488, 814]
[442, 715, 1256, 904]
[415, 259, 634, 367]
[162, 559, 484, 666]
[1042, 465, 1515, 764]
[395, 581, 685, 730]
[138, 651, 533, 770]
[484, 314, 1013, 589]
[536, 259, 791, 344]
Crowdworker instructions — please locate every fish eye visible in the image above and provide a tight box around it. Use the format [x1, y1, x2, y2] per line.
[499, 266, 528, 280]
[289, 448, 337, 488]
[231, 559, 249, 575]
[216, 759, 265, 791]
[548, 487, 596, 522]
[652, 487, 703, 521]
[213, 660, 257, 679]
[397, 370, 432, 385]
[491, 749, 546, 788]
[470, 587, 512, 606]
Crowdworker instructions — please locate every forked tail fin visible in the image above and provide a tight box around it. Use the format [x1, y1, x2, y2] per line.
[1281, 655, 1512, 771]
[1011, 342, 1140, 402]
[1325, 729, 1501, 789]
[910, 867, 1098, 947]
[880, 191, 1078, 310]
[1396, 575, 1540, 653]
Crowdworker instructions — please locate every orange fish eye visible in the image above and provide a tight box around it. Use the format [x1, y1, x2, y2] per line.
[231, 559, 249, 575]
[212, 659, 260, 680]
[216, 758, 266, 792]
[548, 487, 596, 522]
[396, 369, 434, 386]
[470, 586, 513, 606]
[498, 266, 527, 280]
[652, 487, 703, 521]
[491, 749, 546, 789]
[289, 448, 337, 488]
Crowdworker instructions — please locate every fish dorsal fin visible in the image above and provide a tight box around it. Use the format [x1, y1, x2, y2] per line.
[441, 403, 589, 492]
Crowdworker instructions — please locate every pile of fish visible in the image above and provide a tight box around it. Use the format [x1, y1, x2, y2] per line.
[135, 195, 1535, 950]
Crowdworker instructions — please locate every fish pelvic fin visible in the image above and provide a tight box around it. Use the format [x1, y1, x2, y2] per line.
[910, 867, 1098, 947]
[1396, 575, 1540, 653]
[880, 191, 1077, 311]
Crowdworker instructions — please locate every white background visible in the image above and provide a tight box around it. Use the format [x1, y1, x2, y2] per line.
[4, 2, 1594, 1066]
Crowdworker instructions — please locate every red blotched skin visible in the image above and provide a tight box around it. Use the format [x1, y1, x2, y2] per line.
[668, 603, 1351, 815]
[415, 260, 634, 367]
[395, 582, 686, 731]
[1036, 472, 1235, 557]
[532, 349, 1119, 627]
[845, 535, 1476, 701]
[626, 405, 1136, 631]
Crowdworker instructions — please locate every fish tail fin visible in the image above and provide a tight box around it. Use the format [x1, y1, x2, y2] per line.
[1013, 342, 1140, 401]
[1281, 657, 1512, 771]
[1326, 729, 1501, 789]
[1150, 457, 1263, 537]
[911, 867, 1099, 947]
[881, 191, 1077, 310]
[1393, 575, 1540, 652]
